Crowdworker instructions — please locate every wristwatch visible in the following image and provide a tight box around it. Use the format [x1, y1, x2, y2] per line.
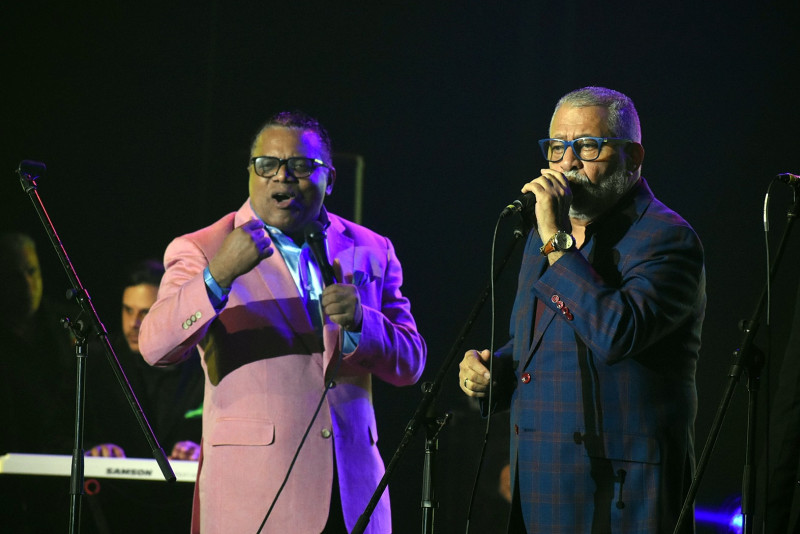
[539, 231, 575, 256]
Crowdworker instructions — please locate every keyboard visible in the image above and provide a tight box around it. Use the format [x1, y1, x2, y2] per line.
[0, 453, 197, 482]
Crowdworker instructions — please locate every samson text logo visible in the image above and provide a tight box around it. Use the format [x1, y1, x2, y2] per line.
[106, 468, 153, 477]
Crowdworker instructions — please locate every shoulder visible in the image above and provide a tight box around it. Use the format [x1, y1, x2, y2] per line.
[328, 212, 392, 249]
[633, 179, 701, 241]
[166, 212, 238, 258]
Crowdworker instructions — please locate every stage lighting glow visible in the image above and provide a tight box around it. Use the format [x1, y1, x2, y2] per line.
[694, 495, 743, 534]
[728, 507, 743, 530]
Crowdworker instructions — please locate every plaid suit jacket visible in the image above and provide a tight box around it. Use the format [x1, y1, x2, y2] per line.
[492, 178, 705, 533]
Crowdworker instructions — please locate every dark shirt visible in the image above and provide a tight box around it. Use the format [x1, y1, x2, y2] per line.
[0, 297, 80, 533]
[84, 333, 204, 458]
[0, 297, 78, 455]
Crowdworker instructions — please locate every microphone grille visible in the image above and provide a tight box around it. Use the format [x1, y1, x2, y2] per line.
[303, 221, 326, 243]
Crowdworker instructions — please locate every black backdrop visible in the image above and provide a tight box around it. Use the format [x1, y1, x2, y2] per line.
[3, 2, 799, 532]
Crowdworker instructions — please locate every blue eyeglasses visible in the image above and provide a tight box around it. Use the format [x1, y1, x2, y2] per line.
[538, 137, 631, 162]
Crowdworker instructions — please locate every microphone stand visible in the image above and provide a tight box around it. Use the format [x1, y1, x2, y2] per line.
[351, 218, 527, 534]
[672, 189, 799, 534]
[16, 161, 175, 534]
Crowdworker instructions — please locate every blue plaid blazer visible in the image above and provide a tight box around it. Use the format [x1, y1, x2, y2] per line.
[491, 178, 705, 533]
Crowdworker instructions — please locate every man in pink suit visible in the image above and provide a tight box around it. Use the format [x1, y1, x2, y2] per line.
[139, 110, 426, 533]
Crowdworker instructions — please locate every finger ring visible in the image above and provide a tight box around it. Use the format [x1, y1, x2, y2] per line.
[464, 377, 469, 388]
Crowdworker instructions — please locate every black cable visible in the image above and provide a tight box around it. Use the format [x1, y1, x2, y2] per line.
[463, 214, 504, 533]
[256, 317, 344, 533]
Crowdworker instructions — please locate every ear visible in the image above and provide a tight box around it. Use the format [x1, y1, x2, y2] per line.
[624, 142, 645, 173]
[325, 168, 336, 195]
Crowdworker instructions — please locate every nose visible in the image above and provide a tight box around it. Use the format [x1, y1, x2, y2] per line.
[271, 161, 298, 183]
[558, 143, 583, 172]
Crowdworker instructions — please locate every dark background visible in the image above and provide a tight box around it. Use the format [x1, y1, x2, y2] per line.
[2, 2, 799, 532]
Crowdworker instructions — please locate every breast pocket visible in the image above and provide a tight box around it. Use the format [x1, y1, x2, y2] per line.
[208, 417, 275, 447]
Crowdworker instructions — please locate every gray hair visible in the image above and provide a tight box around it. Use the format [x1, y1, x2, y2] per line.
[552, 87, 641, 142]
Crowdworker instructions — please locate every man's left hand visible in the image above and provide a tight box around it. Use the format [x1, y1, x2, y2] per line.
[321, 259, 363, 331]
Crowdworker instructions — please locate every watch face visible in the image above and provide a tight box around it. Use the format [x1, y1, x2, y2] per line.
[555, 232, 573, 250]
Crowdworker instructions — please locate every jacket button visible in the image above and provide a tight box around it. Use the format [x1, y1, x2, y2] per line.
[521, 372, 531, 384]
[514, 424, 519, 435]
[321, 428, 332, 439]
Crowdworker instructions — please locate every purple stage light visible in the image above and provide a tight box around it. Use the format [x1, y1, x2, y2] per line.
[694, 495, 743, 534]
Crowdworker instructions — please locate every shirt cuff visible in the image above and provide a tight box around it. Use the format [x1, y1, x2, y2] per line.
[342, 330, 361, 354]
[203, 266, 231, 311]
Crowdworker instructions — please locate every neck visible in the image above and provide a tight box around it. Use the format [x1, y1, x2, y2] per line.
[569, 217, 589, 248]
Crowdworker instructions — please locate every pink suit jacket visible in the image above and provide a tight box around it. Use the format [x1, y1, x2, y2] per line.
[139, 200, 426, 534]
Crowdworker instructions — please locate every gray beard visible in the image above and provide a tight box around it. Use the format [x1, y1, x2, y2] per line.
[566, 168, 634, 221]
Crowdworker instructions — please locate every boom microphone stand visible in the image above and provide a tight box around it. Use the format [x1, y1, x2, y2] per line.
[16, 160, 175, 534]
[673, 181, 799, 534]
[352, 212, 529, 534]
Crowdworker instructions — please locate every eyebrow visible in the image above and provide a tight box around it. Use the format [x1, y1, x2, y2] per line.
[550, 133, 600, 140]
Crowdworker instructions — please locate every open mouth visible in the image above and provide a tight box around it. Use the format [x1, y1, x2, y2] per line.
[272, 191, 296, 207]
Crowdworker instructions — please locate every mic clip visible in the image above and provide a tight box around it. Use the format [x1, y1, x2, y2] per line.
[500, 200, 524, 218]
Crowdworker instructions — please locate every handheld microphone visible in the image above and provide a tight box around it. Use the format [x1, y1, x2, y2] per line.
[500, 192, 536, 218]
[303, 221, 337, 286]
[777, 173, 800, 186]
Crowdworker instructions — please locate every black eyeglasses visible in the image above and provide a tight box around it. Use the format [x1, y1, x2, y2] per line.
[538, 137, 631, 162]
[250, 156, 331, 179]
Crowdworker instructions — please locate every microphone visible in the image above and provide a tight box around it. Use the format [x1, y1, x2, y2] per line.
[303, 221, 337, 287]
[500, 192, 536, 218]
[777, 173, 800, 186]
[17, 160, 47, 181]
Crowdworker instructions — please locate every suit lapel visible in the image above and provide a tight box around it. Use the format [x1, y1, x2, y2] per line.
[316, 217, 353, 374]
[521, 254, 551, 370]
[324, 218, 354, 281]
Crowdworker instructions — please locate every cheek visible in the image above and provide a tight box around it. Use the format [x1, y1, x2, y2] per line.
[301, 178, 328, 202]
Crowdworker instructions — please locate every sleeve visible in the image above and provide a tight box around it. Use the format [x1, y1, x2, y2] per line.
[534, 218, 705, 365]
[480, 340, 517, 416]
[139, 236, 220, 366]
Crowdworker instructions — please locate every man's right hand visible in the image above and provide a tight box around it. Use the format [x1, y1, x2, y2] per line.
[208, 219, 274, 288]
[459, 349, 492, 398]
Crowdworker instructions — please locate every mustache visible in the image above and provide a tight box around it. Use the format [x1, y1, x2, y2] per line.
[564, 170, 589, 184]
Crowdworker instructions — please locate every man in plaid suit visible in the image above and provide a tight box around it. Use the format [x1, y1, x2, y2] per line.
[460, 87, 705, 533]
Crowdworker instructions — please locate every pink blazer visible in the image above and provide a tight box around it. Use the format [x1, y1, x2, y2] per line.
[139, 201, 426, 534]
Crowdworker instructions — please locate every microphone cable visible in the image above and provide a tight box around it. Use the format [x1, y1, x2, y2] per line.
[256, 290, 344, 533]
[463, 212, 505, 533]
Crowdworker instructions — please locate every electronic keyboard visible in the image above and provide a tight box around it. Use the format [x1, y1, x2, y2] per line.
[0, 453, 197, 482]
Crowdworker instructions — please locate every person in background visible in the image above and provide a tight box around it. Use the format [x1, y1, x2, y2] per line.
[459, 87, 705, 533]
[85, 259, 203, 460]
[0, 232, 76, 454]
[138, 110, 427, 534]
[0, 232, 78, 532]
